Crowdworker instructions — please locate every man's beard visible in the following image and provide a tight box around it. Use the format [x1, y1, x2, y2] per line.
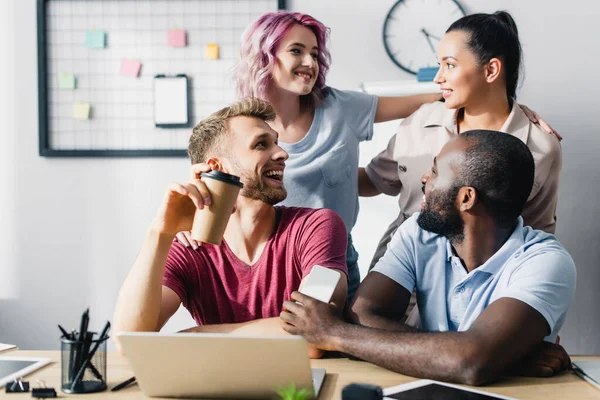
[238, 169, 287, 205]
[417, 185, 464, 243]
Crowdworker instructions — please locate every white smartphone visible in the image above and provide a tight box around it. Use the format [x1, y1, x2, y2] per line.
[299, 265, 341, 303]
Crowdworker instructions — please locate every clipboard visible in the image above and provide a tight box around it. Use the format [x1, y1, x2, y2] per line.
[153, 74, 190, 128]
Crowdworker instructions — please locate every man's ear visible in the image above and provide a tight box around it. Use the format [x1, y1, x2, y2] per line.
[458, 186, 478, 212]
[206, 158, 225, 172]
[485, 58, 503, 84]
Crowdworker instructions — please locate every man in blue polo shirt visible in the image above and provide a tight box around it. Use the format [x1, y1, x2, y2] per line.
[280, 130, 576, 385]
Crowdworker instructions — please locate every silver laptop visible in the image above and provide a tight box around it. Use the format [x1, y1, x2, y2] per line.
[117, 332, 326, 399]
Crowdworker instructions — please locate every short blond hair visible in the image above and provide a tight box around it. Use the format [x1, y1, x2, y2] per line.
[188, 98, 276, 163]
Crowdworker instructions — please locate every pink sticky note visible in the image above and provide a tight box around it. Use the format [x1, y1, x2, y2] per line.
[168, 29, 186, 47]
[120, 59, 141, 77]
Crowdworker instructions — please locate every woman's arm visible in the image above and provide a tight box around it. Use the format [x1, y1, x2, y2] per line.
[374, 93, 440, 123]
[358, 168, 381, 197]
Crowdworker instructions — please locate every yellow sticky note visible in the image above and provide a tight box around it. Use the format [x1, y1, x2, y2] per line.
[205, 43, 219, 60]
[72, 102, 91, 120]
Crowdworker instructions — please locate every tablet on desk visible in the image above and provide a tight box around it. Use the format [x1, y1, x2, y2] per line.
[0, 356, 51, 388]
[384, 379, 517, 400]
[573, 361, 600, 390]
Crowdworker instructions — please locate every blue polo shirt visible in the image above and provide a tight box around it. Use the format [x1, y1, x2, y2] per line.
[372, 214, 576, 342]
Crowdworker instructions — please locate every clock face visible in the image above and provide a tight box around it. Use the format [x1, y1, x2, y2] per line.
[383, 0, 466, 74]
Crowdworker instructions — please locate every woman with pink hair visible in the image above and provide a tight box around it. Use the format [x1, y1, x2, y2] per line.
[227, 11, 442, 299]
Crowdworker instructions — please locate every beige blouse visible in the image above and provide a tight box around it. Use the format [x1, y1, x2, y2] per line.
[366, 101, 562, 235]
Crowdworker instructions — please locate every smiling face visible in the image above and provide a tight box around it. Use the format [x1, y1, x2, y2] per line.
[225, 116, 288, 205]
[433, 30, 489, 110]
[270, 24, 319, 96]
[417, 138, 467, 242]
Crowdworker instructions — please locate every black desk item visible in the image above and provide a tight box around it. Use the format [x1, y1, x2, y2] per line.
[342, 383, 383, 400]
[31, 387, 57, 398]
[59, 310, 110, 394]
[5, 379, 29, 393]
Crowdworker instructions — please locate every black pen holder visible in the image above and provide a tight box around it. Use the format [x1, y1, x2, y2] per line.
[60, 335, 108, 394]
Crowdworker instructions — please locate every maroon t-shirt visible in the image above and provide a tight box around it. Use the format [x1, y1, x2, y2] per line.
[162, 206, 348, 325]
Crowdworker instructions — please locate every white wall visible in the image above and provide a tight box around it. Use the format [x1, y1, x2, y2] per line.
[1, 0, 598, 355]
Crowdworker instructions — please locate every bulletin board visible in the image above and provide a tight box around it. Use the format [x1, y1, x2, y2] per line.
[37, 0, 286, 157]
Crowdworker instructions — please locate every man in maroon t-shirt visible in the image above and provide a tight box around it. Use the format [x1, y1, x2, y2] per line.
[113, 98, 348, 358]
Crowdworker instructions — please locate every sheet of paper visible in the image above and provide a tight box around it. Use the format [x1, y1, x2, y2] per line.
[0, 343, 16, 353]
[72, 102, 91, 120]
[120, 59, 142, 77]
[205, 43, 219, 60]
[154, 75, 188, 126]
[85, 30, 106, 48]
[58, 73, 76, 89]
[168, 29, 186, 47]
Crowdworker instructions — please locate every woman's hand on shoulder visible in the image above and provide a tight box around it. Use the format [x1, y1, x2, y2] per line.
[175, 231, 202, 250]
[519, 104, 563, 141]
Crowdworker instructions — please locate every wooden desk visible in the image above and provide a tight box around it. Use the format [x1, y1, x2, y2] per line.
[1, 351, 599, 399]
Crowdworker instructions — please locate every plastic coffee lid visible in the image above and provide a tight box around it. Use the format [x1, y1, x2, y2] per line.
[200, 170, 244, 188]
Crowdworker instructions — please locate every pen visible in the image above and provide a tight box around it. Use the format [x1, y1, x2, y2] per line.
[111, 376, 136, 392]
[78, 308, 90, 343]
[70, 321, 111, 390]
[58, 324, 71, 339]
[73, 308, 90, 375]
[82, 331, 103, 380]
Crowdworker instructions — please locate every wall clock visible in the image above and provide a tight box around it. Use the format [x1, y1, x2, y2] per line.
[383, 0, 466, 74]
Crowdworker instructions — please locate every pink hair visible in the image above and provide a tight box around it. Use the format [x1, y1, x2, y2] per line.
[234, 11, 331, 101]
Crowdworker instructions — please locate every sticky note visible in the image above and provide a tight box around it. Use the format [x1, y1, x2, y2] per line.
[205, 43, 219, 60]
[58, 73, 76, 89]
[72, 103, 91, 120]
[168, 29, 186, 47]
[120, 59, 142, 77]
[85, 30, 106, 48]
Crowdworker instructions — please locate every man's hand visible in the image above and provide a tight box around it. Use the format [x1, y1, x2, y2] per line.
[151, 179, 210, 236]
[151, 163, 213, 236]
[513, 339, 571, 377]
[170, 163, 213, 247]
[280, 291, 344, 351]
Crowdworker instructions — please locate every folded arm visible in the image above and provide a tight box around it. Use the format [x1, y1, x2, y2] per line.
[340, 295, 549, 385]
[346, 272, 416, 333]
[183, 275, 347, 359]
[283, 284, 550, 385]
[348, 273, 568, 382]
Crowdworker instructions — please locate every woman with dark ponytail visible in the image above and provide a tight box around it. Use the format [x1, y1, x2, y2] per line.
[447, 10, 522, 101]
[361, 11, 563, 329]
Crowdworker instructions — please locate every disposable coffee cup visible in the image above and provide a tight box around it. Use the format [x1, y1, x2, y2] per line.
[191, 170, 243, 245]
